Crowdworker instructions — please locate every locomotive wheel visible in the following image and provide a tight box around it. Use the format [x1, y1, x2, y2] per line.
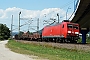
[44, 38, 49, 42]
[60, 39, 63, 43]
[54, 39, 56, 43]
[60, 40, 64, 43]
[73, 40, 77, 43]
[49, 38, 52, 42]
[54, 38, 58, 43]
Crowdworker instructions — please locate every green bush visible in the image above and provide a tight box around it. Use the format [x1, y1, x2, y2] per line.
[86, 37, 90, 43]
[77, 36, 90, 43]
[8, 38, 12, 40]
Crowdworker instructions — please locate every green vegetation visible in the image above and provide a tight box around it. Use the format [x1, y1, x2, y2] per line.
[0, 24, 10, 40]
[78, 36, 90, 43]
[6, 40, 90, 60]
[86, 37, 90, 43]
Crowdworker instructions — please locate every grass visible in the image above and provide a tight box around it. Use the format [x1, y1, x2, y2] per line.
[6, 40, 90, 60]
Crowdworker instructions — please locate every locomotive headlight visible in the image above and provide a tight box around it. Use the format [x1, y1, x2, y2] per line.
[68, 31, 71, 33]
[75, 32, 79, 34]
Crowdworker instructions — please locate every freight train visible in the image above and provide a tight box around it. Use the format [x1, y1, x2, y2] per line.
[15, 20, 80, 43]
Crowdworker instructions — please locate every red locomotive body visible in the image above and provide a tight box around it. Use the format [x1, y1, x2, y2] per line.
[42, 20, 79, 43]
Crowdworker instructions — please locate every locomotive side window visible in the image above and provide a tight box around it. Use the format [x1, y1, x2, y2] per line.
[67, 24, 72, 28]
[62, 25, 64, 28]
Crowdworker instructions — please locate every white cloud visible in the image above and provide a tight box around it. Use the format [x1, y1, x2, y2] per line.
[0, 7, 72, 32]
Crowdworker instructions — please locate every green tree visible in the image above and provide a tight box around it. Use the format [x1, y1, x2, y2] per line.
[0, 24, 10, 40]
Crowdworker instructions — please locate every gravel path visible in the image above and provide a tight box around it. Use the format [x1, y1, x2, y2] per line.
[0, 40, 36, 60]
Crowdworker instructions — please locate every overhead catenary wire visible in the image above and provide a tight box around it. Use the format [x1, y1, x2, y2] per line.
[43, 0, 74, 22]
[14, 0, 75, 32]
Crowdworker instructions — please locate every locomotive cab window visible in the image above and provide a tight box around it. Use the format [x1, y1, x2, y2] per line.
[67, 24, 79, 29]
[67, 24, 72, 28]
[73, 26, 78, 29]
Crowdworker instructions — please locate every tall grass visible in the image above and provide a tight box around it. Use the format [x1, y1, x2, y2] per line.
[6, 40, 90, 60]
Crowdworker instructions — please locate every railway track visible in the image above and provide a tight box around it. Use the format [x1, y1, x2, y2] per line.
[16, 40, 90, 52]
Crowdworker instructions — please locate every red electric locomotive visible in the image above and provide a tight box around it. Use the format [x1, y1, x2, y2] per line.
[42, 20, 79, 43]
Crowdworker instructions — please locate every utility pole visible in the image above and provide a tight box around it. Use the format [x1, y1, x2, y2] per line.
[66, 7, 71, 20]
[57, 13, 59, 23]
[19, 11, 21, 34]
[37, 18, 39, 32]
[11, 15, 13, 39]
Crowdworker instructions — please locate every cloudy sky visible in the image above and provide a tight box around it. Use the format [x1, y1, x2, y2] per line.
[0, 0, 76, 32]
